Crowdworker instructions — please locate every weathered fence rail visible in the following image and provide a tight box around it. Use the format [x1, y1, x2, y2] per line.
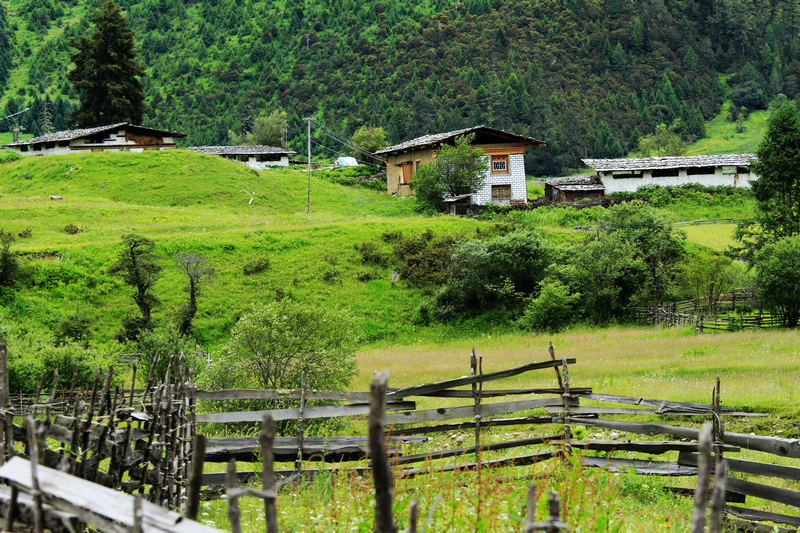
[0, 337, 798, 532]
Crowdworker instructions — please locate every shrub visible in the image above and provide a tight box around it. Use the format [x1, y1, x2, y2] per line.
[518, 279, 581, 333]
[354, 242, 387, 265]
[243, 255, 270, 275]
[393, 231, 455, 288]
[130, 324, 205, 382]
[433, 230, 555, 319]
[203, 300, 357, 392]
[755, 235, 800, 327]
[0, 151, 21, 164]
[0, 230, 21, 287]
[381, 230, 403, 243]
[54, 308, 92, 346]
[17, 228, 32, 239]
[64, 223, 81, 235]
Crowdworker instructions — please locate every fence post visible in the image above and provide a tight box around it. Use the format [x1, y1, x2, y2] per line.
[524, 483, 536, 532]
[369, 371, 397, 533]
[226, 459, 241, 533]
[561, 357, 572, 456]
[408, 499, 418, 533]
[547, 342, 564, 389]
[691, 423, 713, 533]
[296, 371, 306, 472]
[0, 338, 9, 465]
[184, 434, 206, 520]
[132, 494, 143, 533]
[708, 460, 727, 533]
[261, 414, 279, 533]
[26, 417, 44, 533]
[546, 491, 562, 533]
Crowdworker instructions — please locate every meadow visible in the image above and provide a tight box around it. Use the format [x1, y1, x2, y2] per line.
[194, 326, 800, 531]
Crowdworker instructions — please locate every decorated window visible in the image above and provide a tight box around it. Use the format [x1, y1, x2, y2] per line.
[491, 154, 509, 173]
[491, 184, 512, 202]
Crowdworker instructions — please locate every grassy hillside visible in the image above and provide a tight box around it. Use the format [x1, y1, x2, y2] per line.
[686, 102, 769, 155]
[0, 150, 490, 347]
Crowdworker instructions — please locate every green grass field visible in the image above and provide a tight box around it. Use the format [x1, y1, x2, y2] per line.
[193, 326, 800, 532]
[686, 103, 767, 155]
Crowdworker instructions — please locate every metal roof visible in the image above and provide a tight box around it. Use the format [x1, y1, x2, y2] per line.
[4, 123, 186, 147]
[582, 154, 757, 172]
[187, 145, 296, 156]
[375, 125, 544, 156]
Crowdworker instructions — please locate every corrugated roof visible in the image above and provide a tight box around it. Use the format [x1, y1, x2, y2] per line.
[582, 154, 757, 172]
[375, 125, 544, 155]
[4, 123, 186, 147]
[187, 145, 296, 156]
[545, 175, 601, 187]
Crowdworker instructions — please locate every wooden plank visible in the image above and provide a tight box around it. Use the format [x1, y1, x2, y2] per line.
[568, 440, 739, 455]
[0, 457, 224, 533]
[386, 359, 576, 399]
[725, 516, 798, 533]
[678, 452, 800, 481]
[420, 387, 592, 398]
[726, 477, 800, 508]
[400, 450, 561, 478]
[204, 444, 389, 463]
[566, 418, 800, 458]
[196, 400, 416, 424]
[580, 456, 698, 476]
[726, 505, 800, 527]
[665, 486, 746, 503]
[389, 434, 563, 466]
[384, 398, 563, 425]
[194, 389, 373, 402]
[578, 393, 734, 413]
[387, 416, 556, 436]
[205, 436, 428, 448]
[546, 407, 762, 417]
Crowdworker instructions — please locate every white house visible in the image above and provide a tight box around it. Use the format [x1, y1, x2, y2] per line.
[375, 125, 545, 207]
[187, 145, 296, 169]
[582, 154, 758, 194]
[3, 123, 186, 155]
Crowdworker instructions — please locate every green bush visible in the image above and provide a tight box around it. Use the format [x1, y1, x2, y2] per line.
[243, 255, 270, 275]
[755, 235, 800, 327]
[354, 241, 387, 266]
[393, 231, 455, 288]
[517, 279, 580, 333]
[0, 231, 21, 287]
[433, 230, 555, 319]
[64, 223, 81, 235]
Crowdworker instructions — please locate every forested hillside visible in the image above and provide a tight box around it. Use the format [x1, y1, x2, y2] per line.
[2, 0, 799, 173]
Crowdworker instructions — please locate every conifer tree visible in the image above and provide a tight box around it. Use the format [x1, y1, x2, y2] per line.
[68, 0, 145, 127]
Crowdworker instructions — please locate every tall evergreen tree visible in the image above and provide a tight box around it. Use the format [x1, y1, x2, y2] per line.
[0, 2, 10, 90]
[68, 0, 145, 127]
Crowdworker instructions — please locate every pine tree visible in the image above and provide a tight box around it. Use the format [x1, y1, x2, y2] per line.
[0, 2, 10, 90]
[68, 0, 145, 127]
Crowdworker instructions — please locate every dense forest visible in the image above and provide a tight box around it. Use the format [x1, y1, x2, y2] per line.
[1, 0, 800, 173]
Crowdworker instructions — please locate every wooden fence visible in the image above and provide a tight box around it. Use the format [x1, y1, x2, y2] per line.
[0, 337, 798, 532]
[634, 288, 785, 331]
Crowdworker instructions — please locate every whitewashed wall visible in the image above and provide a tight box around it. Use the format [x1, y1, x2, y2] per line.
[600, 167, 758, 194]
[245, 156, 289, 169]
[473, 153, 527, 205]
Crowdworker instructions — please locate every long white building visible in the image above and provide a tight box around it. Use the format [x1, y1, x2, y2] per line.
[4, 123, 186, 155]
[582, 154, 758, 194]
[187, 145, 296, 169]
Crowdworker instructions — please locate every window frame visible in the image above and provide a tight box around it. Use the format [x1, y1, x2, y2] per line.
[491, 184, 512, 202]
[491, 154, 509, 174]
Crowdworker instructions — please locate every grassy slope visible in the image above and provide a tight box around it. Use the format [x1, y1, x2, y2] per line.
[0, 150, 486, 345]
[686, 103, 768, 155]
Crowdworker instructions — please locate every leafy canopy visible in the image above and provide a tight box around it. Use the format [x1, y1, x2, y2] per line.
[351, 126, 388, 155]
[235, 109, 288, 147]
[755, 235, 800, 327]
[411, 133, 489, 208]
[68, 0, 145, 126]
[207, 300, 358, 391]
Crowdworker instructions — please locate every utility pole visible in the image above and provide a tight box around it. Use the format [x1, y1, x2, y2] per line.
[303, 117, 313, 215]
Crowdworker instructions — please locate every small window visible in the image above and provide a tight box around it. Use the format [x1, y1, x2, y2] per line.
[652, 168, 679, 178]
[415, 160, 421, 171]
[491, 155, 509, 174]
[686, 166, 709, 176]
[491, 184, 512, 202]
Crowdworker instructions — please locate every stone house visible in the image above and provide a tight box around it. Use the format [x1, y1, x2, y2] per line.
[582, 154, 758, 194]
[187, 145, 296, 169]
[4, 123, 185, 155]
[544, 175, 605, 202]
[375, 126, 544, 206]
